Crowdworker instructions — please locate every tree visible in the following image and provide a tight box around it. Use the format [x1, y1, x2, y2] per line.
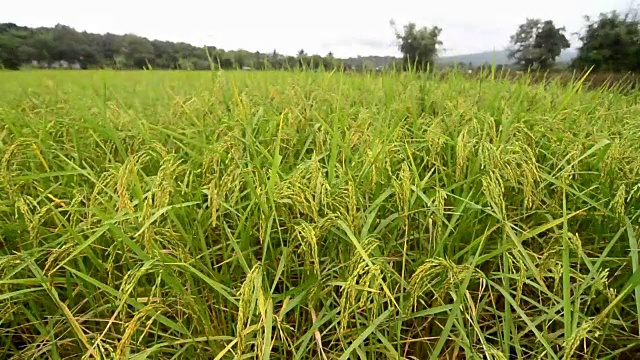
[572, 10, 640, 72]
[0, 34, 21, 70]
[391, 20, 443, 71]
[0, 24, 34, 69]
[296, 49, 308, 69]
[508, 19, 570, 70]
[268, 49, 283, 69]
[50, 24, 86, 64]
[30, 30, 55, 66]
[121, 34, 154, 69]
[323, 51, 336, 70]
[308, 54, 323, 70]
[231, 50, 251, 69]
[177, 58, 194, 70]
[151, 40, 178, 69]
[284, 56, 297, 70]
[0, 21, 358, 71]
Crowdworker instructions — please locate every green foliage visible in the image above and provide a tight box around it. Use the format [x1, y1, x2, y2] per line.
[0, 69, 639, 359]
[572, 10, 640, 72]
[2, 10, 640, 74]
[0, 36, 21, 70]
[176, 58, 195, 70]
[0, 23, 346, 71]
[391, 20, 443, 70]
[508, 19, 571, 70]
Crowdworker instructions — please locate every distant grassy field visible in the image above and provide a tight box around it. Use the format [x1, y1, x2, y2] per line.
[1, 70, 639, 359]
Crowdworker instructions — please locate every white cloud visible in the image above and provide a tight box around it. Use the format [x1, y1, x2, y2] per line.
[1, 0, 633, 57]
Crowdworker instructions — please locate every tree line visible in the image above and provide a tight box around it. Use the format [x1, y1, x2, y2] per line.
[1, 8, 639, 72]
[0, 23, 347, 71]
[395, 8, 639, 72]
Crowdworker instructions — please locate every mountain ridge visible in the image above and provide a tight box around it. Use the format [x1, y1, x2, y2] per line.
[436, 49, 578, 66]
[340, 49, 579, 69]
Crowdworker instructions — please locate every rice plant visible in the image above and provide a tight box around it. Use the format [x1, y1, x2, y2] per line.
[0, 68, 639, 359]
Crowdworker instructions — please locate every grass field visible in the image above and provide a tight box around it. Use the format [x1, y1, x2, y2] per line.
[0, 69, 639, 359]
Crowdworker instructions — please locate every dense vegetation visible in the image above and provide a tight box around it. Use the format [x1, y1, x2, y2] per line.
[507, 19, 570, 70]
[572, 11, 640, 72]
[0, 23, 348, 71]
[1, 8, 639, 72]
[1, 69, 639, 359]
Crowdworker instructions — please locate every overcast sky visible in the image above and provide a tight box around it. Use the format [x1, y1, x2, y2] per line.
[1, 0, 634, 57]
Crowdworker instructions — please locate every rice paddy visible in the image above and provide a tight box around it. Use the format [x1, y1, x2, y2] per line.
[0, 69, 639, 359]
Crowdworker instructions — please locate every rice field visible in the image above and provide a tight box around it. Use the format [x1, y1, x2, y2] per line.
[0, 69, 639, 359]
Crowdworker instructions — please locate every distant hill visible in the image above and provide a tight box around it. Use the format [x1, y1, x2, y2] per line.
[341, 49, 578, 69]
[437, 49, 578, 66]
